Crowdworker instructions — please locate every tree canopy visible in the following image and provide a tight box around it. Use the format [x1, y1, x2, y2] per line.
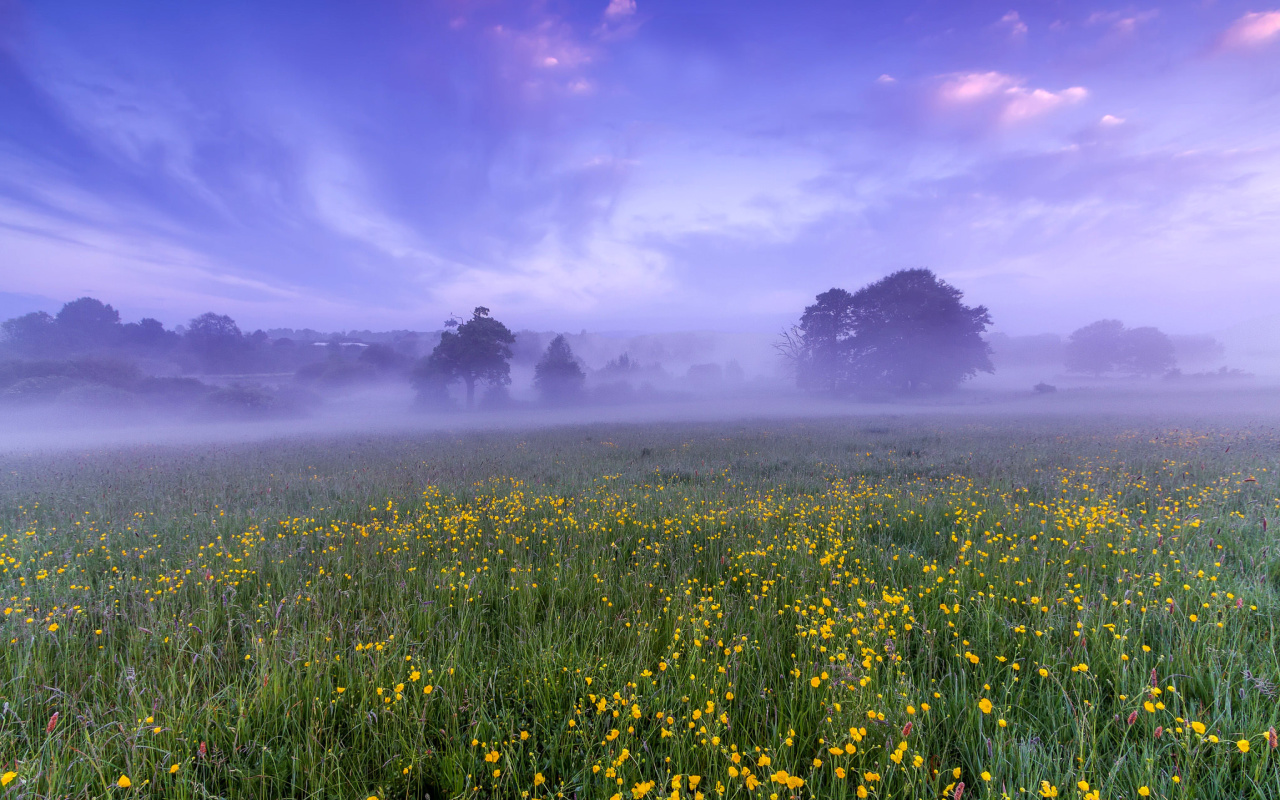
[1118, 326, 1176, 376]
[1065, 320, 1176, 376]
[783, 268, 993, 394]
[414, 307, 515, 407]
[534, 334, 586, 403]
[56, 297, 121, 350]
[186, 313, 245, 373]
[1064, 319, 1125, 375]
[1, 311, 57, 357]
[0, 298, 289, 374]
[1, 298, 123, 356]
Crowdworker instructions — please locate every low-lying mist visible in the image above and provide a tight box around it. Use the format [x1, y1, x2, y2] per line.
[4, 291, 1280, 457]
[4, 377, 1280, 457]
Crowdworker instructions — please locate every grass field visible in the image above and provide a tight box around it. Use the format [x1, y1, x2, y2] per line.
[1, 416, 1278, 799]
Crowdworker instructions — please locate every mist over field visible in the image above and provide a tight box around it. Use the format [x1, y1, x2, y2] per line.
[2, 288, 1277, 452]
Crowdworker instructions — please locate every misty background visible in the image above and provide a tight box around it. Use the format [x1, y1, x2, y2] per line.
[2, 1, 1280, 442]
[0, 283, 1273, 442]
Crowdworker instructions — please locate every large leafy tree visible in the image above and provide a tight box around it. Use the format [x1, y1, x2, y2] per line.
[1, 311, 57, 356]
[790, 288, 857, 392]
[784, 269, 993, 394]
[55, 297, 121, 350]
[1064, 319, 1125, 376]
[534, 334, 586, 404]
[186, 313, 244, 373]
[1120, 327, 1175, 376]
[1065, 320, 1175, 376]
[414, 307, 515, 408]
[121, 317, 177, 351]
[2, 298, 122, 356]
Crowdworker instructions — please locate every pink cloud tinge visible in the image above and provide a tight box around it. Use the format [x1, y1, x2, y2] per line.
[1220, 10, 1280, 49]
[937, 72, 1087, 124]
[1086, 9, 1159, 35]
[998, 11, 1028, 39]
[604, 0, 637, 18]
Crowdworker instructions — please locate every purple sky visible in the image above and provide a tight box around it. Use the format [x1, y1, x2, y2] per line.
[1, 0, 1278, 335]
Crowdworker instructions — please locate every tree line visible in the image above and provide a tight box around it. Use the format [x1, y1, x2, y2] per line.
[0, 298, 593, 410]
[776, 269, 1200, 395]
[1, 271, 1207, 412]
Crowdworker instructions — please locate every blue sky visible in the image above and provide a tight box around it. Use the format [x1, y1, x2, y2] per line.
[1, 0, 1278, 334]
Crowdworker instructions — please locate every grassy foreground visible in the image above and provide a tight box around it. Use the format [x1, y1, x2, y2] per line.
[1, 417, 1279, 799]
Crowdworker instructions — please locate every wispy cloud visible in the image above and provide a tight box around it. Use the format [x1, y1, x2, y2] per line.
[996, 11, 1028, 40]
[935, 72, 1087, 125]
[1086, 9, 1159, 36]
[597, 0, 642, 42]
[1219, 10, 1280, 50]
[603, 0, 637, 21]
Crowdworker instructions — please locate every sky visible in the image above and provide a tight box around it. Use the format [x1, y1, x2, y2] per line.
[1, 0, 1279, 335]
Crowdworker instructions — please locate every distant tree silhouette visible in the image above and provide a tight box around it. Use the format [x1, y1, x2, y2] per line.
[1, 311, 57, 356]
[359, 343, 411, 373]
[413, 307, 515, 408]
[782, 269, 992, 394]
[55, 297, 121, 351]
[1065, 319, 1125, 375]
[4, 300, 183, 360]
[600, 352, 640, 376]
[534, 334, 586, 403]
[1119, 326, 1175, 376]
[1065, 320, 1175, 376]
[120, 318, 176, 351]
[186, 313, 244, 373]
[3, 298, 123, 356]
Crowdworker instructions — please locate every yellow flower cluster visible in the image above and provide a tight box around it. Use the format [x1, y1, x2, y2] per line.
[1, 427, 1276, 797]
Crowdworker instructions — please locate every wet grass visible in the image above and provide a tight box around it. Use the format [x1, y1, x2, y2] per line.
[1, 415, 1278, 798]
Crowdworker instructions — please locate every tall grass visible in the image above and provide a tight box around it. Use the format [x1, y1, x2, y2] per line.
[1, 417, 1278, 798]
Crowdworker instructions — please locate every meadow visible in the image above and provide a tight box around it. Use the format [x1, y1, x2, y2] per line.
[0, 415, 1278, 799]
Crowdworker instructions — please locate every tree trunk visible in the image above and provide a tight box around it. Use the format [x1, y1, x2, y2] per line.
[465, 377, 476, 408]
